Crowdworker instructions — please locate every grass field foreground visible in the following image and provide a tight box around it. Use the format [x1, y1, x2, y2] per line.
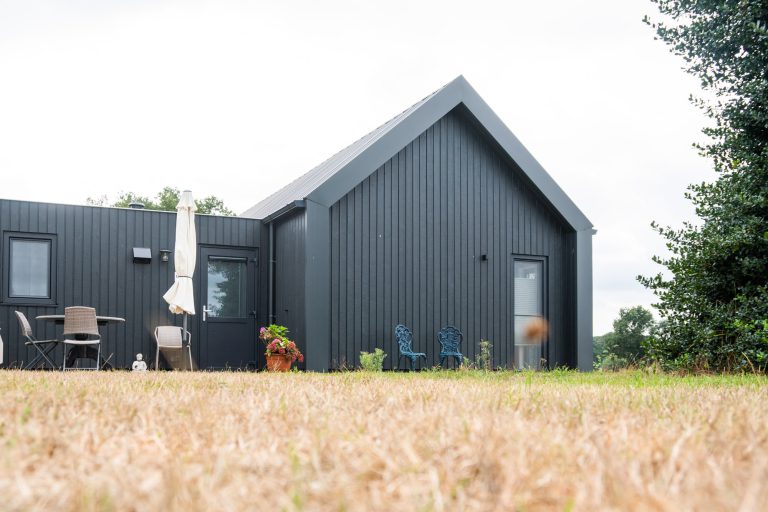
[1, 370, 767, 511]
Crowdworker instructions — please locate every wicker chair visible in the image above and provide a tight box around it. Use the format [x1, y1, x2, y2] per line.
[15, 311, 59, 369]
[154, 326, 192, 370]
[62, 307, 101, 371]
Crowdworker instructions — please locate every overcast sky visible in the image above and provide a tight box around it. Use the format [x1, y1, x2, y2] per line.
[0, 0, 714, 334]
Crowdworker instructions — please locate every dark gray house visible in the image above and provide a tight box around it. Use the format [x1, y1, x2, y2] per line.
[0, 76, 593, 371]
[242, 76, 594, 371]
[0, 201, 266, 369]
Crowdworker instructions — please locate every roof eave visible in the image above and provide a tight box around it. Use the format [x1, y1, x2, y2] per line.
[260, 199, 306, 224]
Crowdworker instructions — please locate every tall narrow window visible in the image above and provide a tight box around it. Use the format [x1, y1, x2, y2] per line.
[514, 260, 544, 369]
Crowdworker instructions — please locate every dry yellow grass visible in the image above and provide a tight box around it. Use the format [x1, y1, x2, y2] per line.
[0, 370, 766, 511]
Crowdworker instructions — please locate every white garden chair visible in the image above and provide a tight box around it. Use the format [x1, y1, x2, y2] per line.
[153, 326, 192, 370]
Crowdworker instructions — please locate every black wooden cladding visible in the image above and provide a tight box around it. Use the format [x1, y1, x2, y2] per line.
[273, 210, 307, 369]
[0, 200, 261, 368]
[329, 108, 576, 369]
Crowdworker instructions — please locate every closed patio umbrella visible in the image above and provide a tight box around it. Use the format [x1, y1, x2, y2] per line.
[162, 190, 196, 369]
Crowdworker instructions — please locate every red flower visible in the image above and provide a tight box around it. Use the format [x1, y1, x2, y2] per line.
[261, 325, 303, 363]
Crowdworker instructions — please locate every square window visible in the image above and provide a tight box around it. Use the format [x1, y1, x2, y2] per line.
[3, 232, 56, 305]
[10, 239, 51, 298]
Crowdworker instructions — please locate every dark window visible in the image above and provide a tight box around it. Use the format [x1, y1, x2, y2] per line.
[3, 232, 57, 305]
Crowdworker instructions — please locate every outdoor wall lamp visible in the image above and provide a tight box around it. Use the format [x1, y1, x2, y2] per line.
[133, 247, 152, 264]
[159, 249, 171, 262]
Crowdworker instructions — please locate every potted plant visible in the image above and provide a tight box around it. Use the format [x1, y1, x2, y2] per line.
[259, 324, 303, 371]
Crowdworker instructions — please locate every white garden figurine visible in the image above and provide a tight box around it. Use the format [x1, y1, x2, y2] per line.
[132, 353, 148, 372]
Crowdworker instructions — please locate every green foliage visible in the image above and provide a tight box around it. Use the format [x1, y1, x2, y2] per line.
[595, 307, 655, 370]
[593, 334, 608, 363]
[608, 306, 655, 361]
[194, 195, 235, 216]
[593, 333, 616, 370]
[335, 366, 766, 386]
[260, 324, 289, 340]
[475, 340, 493, 371]
[87, 186, 235, 215]
[639, 1, 768, 372]
[359, 348, 387, 372]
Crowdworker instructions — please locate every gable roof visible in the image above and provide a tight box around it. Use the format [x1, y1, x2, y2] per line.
[242, 76, 592, 231]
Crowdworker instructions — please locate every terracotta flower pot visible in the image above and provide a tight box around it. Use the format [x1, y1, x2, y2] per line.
[266, 354, 293, 372]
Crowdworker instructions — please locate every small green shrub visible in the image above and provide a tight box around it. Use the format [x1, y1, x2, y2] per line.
[476, 340, 493, 371]
[359, 348, 387, 371]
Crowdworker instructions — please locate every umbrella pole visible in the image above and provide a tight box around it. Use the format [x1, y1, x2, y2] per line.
[183, 313, 188, 371]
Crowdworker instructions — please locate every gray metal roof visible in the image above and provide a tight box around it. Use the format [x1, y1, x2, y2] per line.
[240, 83, 447, 220]
[242, 76, 593, 231]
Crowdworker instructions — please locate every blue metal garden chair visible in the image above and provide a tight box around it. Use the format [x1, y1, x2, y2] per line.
[437, 325, 464, 367]
[395, 324, 426, 370]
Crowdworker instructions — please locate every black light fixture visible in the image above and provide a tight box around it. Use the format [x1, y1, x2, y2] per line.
[159, 249, 171, 262]
[133, 247, 152, 264]
[480, 254, 488, 261]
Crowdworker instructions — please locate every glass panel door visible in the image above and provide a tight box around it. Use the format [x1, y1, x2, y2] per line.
[514, 260, 544, 369]
[199, 247, 258, 370]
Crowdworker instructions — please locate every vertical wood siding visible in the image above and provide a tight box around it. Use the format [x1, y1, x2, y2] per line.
[0, 201, 261, 368]
[274, 210, 307, 368]
[330, 108, 576, 369]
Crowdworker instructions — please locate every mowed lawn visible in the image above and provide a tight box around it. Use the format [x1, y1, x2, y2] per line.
[1, 371, 767, 511]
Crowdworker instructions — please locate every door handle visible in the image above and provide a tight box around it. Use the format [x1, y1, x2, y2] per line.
[203, 305, 212, 322]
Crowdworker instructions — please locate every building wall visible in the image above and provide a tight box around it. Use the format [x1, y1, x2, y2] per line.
[0, 200, 261, 368]
[329, 108, 577, 369]
[273, 209, 307, 368]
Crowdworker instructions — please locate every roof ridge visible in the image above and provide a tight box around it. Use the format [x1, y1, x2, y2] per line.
[240, 79, 454, 219]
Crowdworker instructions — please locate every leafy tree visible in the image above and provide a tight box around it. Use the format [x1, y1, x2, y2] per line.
[606, 306, 655, 361]
[639, 1, 768, 371]
[194, 195, 235, 217]
[87, 186, 235, 216]
[595, 307, 655, 369]
[593, 333, 609, 363]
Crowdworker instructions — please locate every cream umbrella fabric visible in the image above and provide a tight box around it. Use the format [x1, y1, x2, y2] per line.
[163, 190, 197, 315]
